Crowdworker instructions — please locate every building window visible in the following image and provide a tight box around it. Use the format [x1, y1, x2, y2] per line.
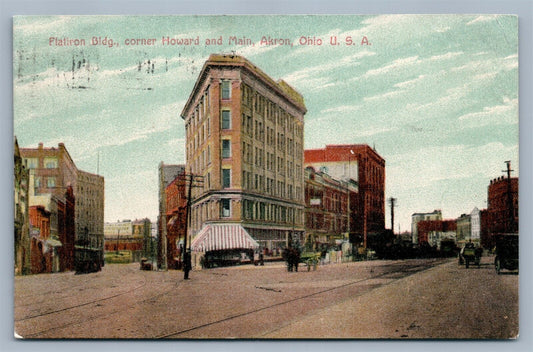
[34, 177, 41, 188]
[222, 168, 231, 188]
[221, 199, 231, 217]
[221, 80, 231, 100]
[222, 110, 231, 129]
[26, 158, 38, 169]
[222, 139, 231, 158]
[47, 177, 55, 188]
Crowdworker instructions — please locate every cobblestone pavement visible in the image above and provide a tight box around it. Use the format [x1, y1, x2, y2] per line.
[14, 255, 518, 339]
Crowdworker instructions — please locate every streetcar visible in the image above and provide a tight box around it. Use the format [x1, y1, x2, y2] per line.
[74, 229, 104, 274]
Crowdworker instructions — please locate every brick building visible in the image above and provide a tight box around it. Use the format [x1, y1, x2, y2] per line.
[59, 186, 76, 271]
[158, 164, 186, 268]
[20, 142, 104, 272]
[487, 176, 519, 235]
[104, 219, 151, 262]
[304, 167, 357, 249]
[160, 164, 187, 269]
[76, 170, 105, 245]
[29, 205, 56, 273]
[417, 219, 457, 247]
[304, 144, 385, 247]
[480, 209, 491, 249]
[14, 137, 31, 275]
[411, 210, 442, 244]
[181, 54, 306, 252]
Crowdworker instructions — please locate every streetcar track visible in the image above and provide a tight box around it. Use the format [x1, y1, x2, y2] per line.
[15, 278, 148, 322]
[16, 259, 448, 339]
[156, 259, 447, 338]
[20, 276, 182, 338]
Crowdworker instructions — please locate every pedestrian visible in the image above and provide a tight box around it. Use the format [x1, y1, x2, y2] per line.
[183, 250, 192, 280]
[293, 248, 300, 272]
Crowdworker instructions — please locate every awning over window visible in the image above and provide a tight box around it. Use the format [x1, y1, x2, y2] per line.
[190, 224, 259, 252]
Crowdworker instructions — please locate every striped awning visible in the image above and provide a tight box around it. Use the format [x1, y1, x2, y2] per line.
[190, 224, 259, 252]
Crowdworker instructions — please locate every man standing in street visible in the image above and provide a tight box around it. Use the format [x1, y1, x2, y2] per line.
[183, 250, 191, 280]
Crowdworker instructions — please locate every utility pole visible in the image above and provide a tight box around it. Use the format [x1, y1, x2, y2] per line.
[183, 170, 204, 280]
[389, 197, 397, 235]
[159, 162, 168, 271]
[502, 161, 516, 233]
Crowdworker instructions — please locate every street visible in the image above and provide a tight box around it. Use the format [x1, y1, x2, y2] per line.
[14, 255, 518, 339]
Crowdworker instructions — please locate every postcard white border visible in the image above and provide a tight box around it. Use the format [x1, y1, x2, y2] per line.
[2, 1, 532, 351]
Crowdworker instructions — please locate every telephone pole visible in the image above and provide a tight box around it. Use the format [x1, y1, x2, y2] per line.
[502, 161, 516, 233]
[159, 162, 168, 270]
[389, 197, 397, 235]
[182, 170, 204, 279]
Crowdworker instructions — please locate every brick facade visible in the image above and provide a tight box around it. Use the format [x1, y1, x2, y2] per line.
[181, 54, 307, 251]
[305, 144, 385, 247]
[488, 176, 518, 235]
[304, 167, 357, 248]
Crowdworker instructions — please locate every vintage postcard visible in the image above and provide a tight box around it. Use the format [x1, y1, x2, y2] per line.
[13, 15, 519, 339]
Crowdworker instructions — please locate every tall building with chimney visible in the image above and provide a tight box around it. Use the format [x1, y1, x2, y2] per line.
[181, 54, 306, 252]
[304, 144, 385, 247]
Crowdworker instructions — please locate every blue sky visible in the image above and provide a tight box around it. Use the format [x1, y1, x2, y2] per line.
[13, 15, 518, 231]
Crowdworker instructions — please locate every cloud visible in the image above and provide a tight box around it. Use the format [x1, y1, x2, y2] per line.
[458, 98, 518, 128]
[429, 52, 463, 61]
[14, 16, 72, 36]
[320, 104, 361, 114]
[363, 90, 403, 102]
[360, 52, 462, 80]
[393, 75, 426, 89]
[283, 51, 375, 86]
[387, 142, 519, 192]
[362, 56, 420, 78]
[466, 15, 500, 26]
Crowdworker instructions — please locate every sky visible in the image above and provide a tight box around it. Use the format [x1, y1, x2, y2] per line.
[13, 15, 519, 231]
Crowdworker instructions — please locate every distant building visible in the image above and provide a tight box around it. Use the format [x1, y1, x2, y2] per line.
[76, 170, 105, 246]
[304, 144, 385, 248]
[20, 142, 104, 271]
[104, 219, 151, 262]
[181, 54, 306, 253]
[14, 138, 31, 275]
[470, 207, 481, 244]
[417, 219, 457, 248]
[456, 213, 472, 246]
[411, 210, 442, 244]
[304, 167, 357, 249]
[160, 164, 187, 269]
[488, 176, 518, 235]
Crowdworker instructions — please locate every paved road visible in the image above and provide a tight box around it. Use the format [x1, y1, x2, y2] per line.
[14, 255, 518, 339]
